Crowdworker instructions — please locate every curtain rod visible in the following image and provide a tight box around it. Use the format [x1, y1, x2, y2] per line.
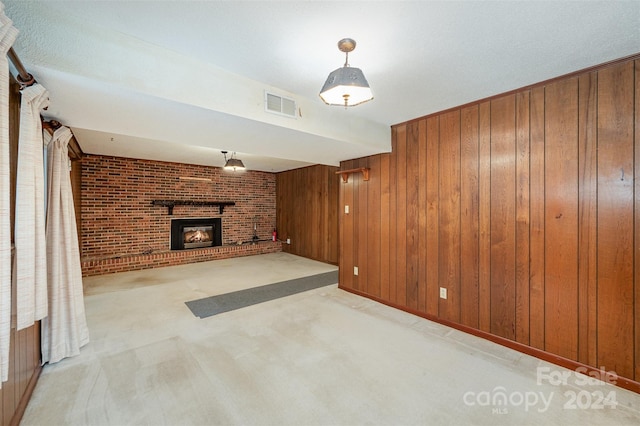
[7, 47, 35, 87]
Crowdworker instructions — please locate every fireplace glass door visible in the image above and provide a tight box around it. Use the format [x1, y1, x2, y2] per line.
[170, 218, 222, 250]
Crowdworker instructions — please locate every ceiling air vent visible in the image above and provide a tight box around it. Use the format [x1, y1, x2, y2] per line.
[265, 91, 297, 118]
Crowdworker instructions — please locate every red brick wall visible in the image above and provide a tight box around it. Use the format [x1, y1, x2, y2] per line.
[80, 155, 280, 276]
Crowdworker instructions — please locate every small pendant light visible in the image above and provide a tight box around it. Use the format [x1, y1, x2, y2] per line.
[319, 38, 373, 107]
[221, 151, 245, 171]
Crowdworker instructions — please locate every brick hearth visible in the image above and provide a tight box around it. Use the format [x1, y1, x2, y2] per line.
[81, 241, 282, 277]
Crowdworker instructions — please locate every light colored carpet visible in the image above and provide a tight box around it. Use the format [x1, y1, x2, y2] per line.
[22, 253, 640, 425]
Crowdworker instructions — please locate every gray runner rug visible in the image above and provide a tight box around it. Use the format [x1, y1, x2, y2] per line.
[185, 270, 338, 318]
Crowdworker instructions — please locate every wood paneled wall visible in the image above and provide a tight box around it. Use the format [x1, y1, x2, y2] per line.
[0, 79, 42, 426]
[339, 57, 640, 387]
[276, 164, 339, 264]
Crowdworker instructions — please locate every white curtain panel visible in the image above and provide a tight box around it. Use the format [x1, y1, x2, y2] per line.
[41, 126, 89, 364]
[0, 2, 18, 387]
[14, 84, 49, 330]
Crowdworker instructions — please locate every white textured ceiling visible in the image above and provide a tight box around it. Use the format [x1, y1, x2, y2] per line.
[4, 1, 640, 172]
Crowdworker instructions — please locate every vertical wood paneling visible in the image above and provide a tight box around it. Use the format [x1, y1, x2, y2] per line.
[478, 101, 492, 332]
[341, 161, 354, 290]
[597, 62, 635, 378]
[30, 323, 40, 378]
[389, 134, 398, 304]
[352, 159, 361, 290]
[490, 95, 517, 340]
[544, 78, 579, 360]
[380, 153, 391, 300]
[327, 167, 339, 263]
[276, 164, 339, 265]
[314, 169, 323, 259]
[460, 105, 480, 328]
[417, 119, 428, 313]
[515, 92, 531, 345]
[395, 125, 407, 306]
[357, 158, 369, 293]
[529, 86, 546, 350]
[1, 329, 16, 426]
[338, 55, 640, 386]
[578, 72, 598, 366]
[306, 170, 316, 258]
[18, 327, 27, 398]
[635, 59, 640, 382]
[406, 122, 420, 309]
[338, 164, 345, 288]
[438, 111, 461, 322]
[425, 117, 440, 316]
[25, 328, 32, 394]
[367, 155, 381, 297]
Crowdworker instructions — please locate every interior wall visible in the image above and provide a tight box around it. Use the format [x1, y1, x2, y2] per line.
[79, 155, 281, 276]
[276, 164, 339, 265]
[339, 56, 640, 388]
[1, 79, 41, 426]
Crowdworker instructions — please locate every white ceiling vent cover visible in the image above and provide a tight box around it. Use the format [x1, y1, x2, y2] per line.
[265, 91, 297, 118]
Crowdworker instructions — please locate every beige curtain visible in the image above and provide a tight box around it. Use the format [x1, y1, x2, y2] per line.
[41, 126, 89, 364]
[0, 3, 18, 387]
[14, 84, 49, 330]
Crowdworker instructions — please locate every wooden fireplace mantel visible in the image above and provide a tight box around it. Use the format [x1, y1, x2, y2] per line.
[151, 200, 236, 215]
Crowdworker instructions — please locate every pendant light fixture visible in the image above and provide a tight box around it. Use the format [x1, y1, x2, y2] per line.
[221, 151, 245, 171]
[319, 38, 373, 107]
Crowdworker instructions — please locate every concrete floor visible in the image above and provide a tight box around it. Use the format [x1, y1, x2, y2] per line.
[22, 252, 640, 425]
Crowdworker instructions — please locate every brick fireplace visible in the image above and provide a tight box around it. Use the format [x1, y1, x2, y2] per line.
[80, 155, 281, 276]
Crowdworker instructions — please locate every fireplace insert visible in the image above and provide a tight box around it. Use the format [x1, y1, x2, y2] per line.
[170, 218, 222, 250]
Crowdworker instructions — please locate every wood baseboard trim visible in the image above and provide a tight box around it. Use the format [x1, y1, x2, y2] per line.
[339, 285, 640, 394]
[9, 362, 42, 426]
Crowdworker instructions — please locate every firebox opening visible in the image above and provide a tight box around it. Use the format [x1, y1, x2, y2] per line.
[183, 226, 212, 249]
[171, 218, 222, 250]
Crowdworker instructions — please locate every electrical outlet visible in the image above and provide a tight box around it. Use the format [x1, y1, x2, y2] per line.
[439, 287, 447, 299]
[354, 266, 359, 276]
[286, 238, 291, 244]
[345, 205, 350, 214]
